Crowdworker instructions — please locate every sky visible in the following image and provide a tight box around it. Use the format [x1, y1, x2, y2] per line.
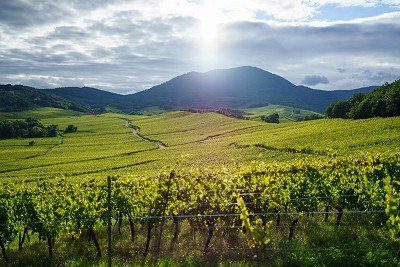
[0, 0, 399, 94]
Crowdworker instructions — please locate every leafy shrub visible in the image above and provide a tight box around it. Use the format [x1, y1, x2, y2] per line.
[46, 124, 59, 137]
[261, 113, 279, 123]
[64, 124, 77, 133]
[0, 118, 59, 139]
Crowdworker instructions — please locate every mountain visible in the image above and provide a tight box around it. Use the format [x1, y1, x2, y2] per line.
[0, 84, 88, 112]
[112, 66, 377, 113]
[1, 66, 378, 114]
[44, 87, 123, 108]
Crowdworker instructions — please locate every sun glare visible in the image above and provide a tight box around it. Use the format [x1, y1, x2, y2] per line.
[199, 1, 219, 46]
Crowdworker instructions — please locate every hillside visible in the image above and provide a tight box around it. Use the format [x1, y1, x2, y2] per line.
[244, 104, 324, 122]
[1, 110, 399, 180]
[0, 84, 88, 112]
[326, 79, 400, 119]
[0, 107, 82, 120]
[114, 66, 376, 113]
[1, 109, 399, 265]
[45, 87, 124, 108]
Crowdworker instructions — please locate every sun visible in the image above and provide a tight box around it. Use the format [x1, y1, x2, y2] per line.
[199, 1, 219, 46]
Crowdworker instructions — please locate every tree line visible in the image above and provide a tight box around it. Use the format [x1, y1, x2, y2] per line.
[0, 118, 77, 139]
[326, 80, 400, 119]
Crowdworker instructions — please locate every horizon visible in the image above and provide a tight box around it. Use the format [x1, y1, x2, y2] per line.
[1, 65, 382, 95]
[1, 1, 400, 93]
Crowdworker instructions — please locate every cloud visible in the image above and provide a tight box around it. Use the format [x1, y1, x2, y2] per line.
[0, 1, 399, 93]
[350, 69, 400, 84]
[301, 75, 330, 86]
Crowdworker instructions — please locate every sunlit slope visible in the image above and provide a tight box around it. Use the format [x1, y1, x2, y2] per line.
[1, 110, 399, 181]
[0, 107, 82, 120]
[0, 114, 156, 180]
[229, 116, 400, 154]
[243, 104, 323, 122]
[129, 111, 399, 154]
[129, 111, 263, 146]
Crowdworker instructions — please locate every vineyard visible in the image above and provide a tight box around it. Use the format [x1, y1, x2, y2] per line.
[0, 108, 399, 265]
[1, 108, 400, 181]
[0, 153, 399, 265]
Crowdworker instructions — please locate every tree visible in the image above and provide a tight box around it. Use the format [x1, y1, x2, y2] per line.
[25, 118, 43, 128]
[64, 125, 77, 133]
[261, 113, 279, 123]
[29, 126, 47, 137]
[46, 125, 59, 137]
[331, 100, 350, 118]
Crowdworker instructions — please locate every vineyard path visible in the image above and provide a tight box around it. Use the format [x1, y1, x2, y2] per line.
[124, 119, 167, 149]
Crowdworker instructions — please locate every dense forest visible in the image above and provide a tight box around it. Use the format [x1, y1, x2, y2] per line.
[326, 80, 400, 119]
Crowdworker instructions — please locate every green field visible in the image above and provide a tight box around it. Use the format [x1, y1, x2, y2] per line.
[0, 107, 83, 120]
[0, 108, 399, 266]
[243, 105, 323, 122]
[1, 108, 399, 181]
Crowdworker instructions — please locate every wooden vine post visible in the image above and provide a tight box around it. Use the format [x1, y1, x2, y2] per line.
[107, 176, 112, 267]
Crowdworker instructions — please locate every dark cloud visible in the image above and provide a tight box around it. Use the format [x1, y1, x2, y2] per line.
[301, 75, 330, 86]
[0, 1, 71, 28]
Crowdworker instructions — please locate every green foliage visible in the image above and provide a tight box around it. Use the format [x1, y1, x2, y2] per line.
[326, 100, 349, 118]
[0, 118, 59, 139]
[302, 113, 324, 121]
[237, 197, 273, 249]
[260, 113, 279, 123]
[64, 124, 77, 133]
[326, 80, 400, 119]
[46, 124, 59, 137]
[0, 187, 17, 254]
[384, 177, 400, 242]
[0, 153, 399, 264]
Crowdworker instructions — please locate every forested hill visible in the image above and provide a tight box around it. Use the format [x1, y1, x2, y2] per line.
[43, 87, 124, 108]
[0, 84, 88, 112]
[326, 79, 400, 119]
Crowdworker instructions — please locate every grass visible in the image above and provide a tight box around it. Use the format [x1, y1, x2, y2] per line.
[0, 107, 83, 120]
[243, 104, 323, 122]
[3, 213, 398, 266]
